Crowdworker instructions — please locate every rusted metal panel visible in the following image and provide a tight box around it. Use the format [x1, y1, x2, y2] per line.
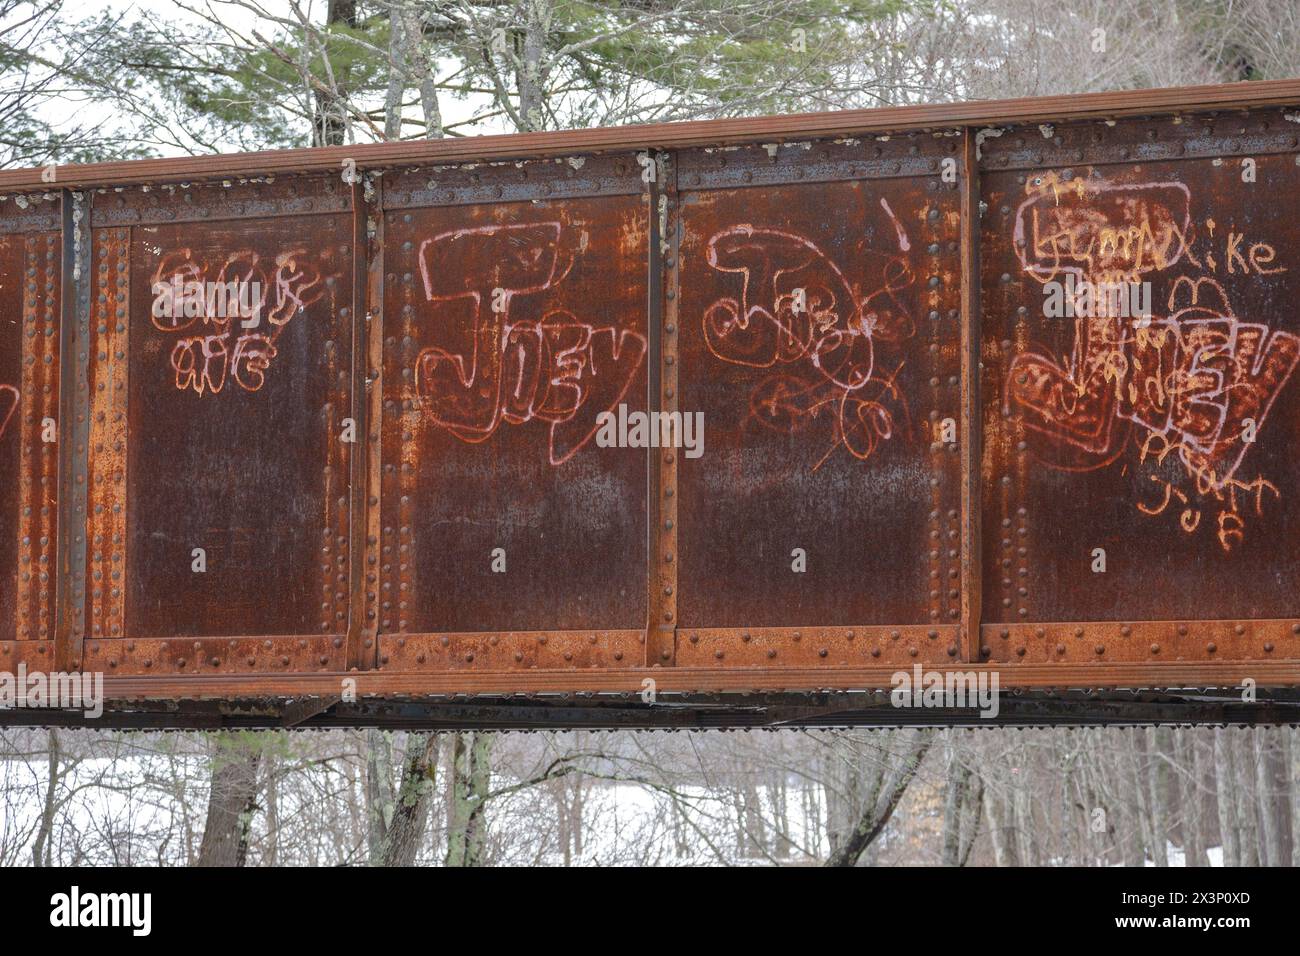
[86, 224, 129, 646]
[376, 157, 650, 661]
[82, 634, 344, 675]
[958, 130, 983, 661]
[344, 180, 373, 671]
[0, 195, 61, 671]
[0, 234, 23, 638]
[84, 180, 355, 675]
[360, 177, 386, 666]
[5, 86, 1300, 729]
[675, 137, 963, 653]
[980, 111, 1300, 674]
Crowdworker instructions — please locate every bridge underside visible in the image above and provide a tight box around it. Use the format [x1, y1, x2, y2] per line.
[1, 688, 1297, 731]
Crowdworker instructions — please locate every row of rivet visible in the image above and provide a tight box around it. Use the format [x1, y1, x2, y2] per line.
[362, 186, 384, 656]
[327, 330, 353, 632]
[979, 111, 1300, 171]
[999, 203, 1032, 626]
[985, 622, 1300, 660]
[90, 175, 349, 227]
[317, 245, 353, 635]
[691, 628, 958, 661]
[381, 216, 421, 634]
[383, 632, 639, 667]
[924, 163, 962, 653]
[17, 232, 58, 640]
[656, 152, 679, 661]
[92, 636, 344, 671]
[87, 227, 129, 639]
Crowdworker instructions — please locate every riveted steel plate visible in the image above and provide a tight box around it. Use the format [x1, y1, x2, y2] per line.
[89, 175, 351, 227]
[117, 209, 354, 644]
[980, 114, 1300, 666]
[378, 190, 650, 640]
[381, 153, 644, 209]
[0, 222, 60, 656]
[1, 86, 1299, 727]
[675, 142, 963, 631]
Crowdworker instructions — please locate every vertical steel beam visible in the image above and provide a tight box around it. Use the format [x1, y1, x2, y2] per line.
[959, 130, 983, 662]
[346, 178, 377, 671]
[362, 175, 386, 667]
[646, 151, 679, 667]
[55, 190, 90, 671]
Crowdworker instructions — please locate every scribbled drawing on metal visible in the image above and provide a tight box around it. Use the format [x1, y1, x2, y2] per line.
[77, 180, 356, 676]
[977, 110, 1300, 669]
[377, 156, 652, 671]
[2, 80, 1300, 728]
[674, 139, 963, 671]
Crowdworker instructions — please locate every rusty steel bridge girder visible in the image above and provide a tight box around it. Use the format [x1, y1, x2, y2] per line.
[2, 80, 1300, 729]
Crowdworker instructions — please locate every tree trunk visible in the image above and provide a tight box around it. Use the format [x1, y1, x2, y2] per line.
[771, 770, 792, 859]
[366, 728, 395, 862]
[313, 0, 358, 146]
[517, 0, 549, 131]
[570, 771, 585, 859]
[196, 734, 262, 867]
[983, 785, 1018, 866]
[959, 777, 983, 866]
[264, 742, 280, 867]
[1183, 732, 1209, 867]
[824, 731, 932, 867]
[742, 781, 767, 858]
[377, 732, 438, 866]
[382, 2, 407, 140]
[1214, 728, 1240, 866]
[445, 731, 492, 867]
[1255, 728, 1293, 867]
[1145, 727, 1169, 866]
[31, 729, 60, 867]
[400, 5, 443, 139]
[941, 751, 971, 866]
[1234, 732, 1260, 865]
[1013, 781, 1036, 865]
[1292, 728, 1300, 865]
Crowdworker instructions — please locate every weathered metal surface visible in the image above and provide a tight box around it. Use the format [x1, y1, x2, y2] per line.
[646, 150, 677, 666]
[675, 138, 962, 648]
[89, 175, 351, 227]
[85, 178, 356, 674]
[2, 85, 1300, 729]
[9, 78, 1300, 192]
[376, 157, 650, 667]
[0, 194, 60, 671]
[56, 191, 89, 670]
[980, 110, 1300, 672]
[345, 180, 372, 671]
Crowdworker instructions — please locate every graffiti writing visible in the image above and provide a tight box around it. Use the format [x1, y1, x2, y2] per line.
[414, 223, 647, 465]
[150, 248, 334, 396]
[701, 223, 916, 468]
[1007, 174, 1297, 550]
[0, 384, 17, 441]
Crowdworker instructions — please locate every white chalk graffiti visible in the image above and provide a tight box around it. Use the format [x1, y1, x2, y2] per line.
[701, 224, 917, 468]
[151, 248, 334, 396]
[414, 222, 647, 465]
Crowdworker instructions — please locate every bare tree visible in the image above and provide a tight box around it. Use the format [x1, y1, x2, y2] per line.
[824, 730, 933, 867]
[196, 733, 262, 867]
